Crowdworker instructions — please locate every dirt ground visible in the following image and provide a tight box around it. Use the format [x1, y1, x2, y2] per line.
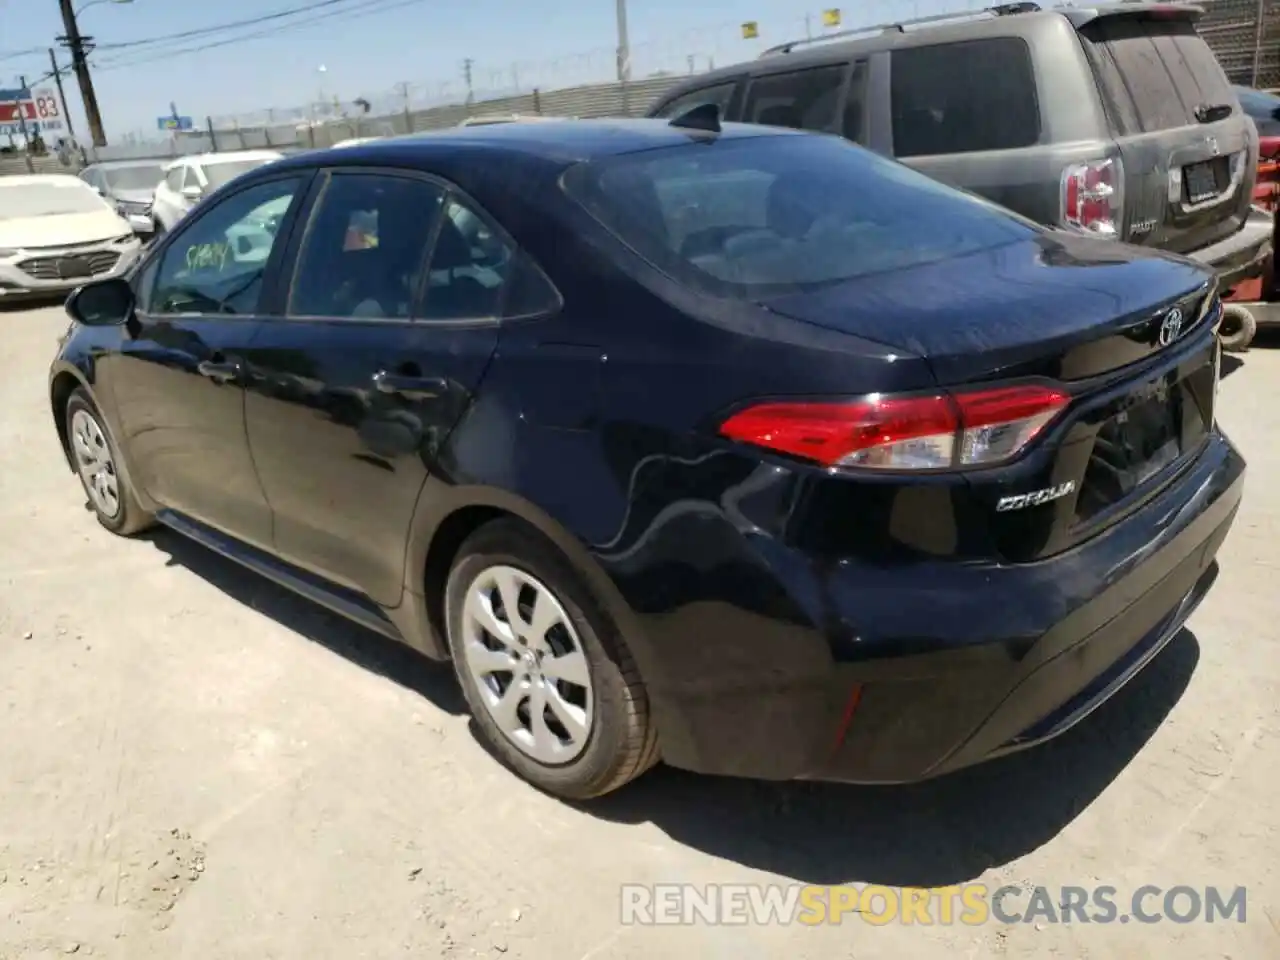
[1, 302, 1277, 959]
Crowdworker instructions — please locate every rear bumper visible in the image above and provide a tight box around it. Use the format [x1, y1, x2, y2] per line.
[1188, 209, 1274, 290]
[645, 430, 1244, 784]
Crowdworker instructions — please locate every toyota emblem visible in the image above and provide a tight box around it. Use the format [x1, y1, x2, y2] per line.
[1158, 307, 1184, 347]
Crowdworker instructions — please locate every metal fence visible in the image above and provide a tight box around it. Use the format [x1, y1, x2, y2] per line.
[77, 74, 685, 165]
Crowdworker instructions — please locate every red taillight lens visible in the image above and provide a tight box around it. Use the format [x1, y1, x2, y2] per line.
[719, 385, 1070, 471]
[1062, 158, 1121, 236]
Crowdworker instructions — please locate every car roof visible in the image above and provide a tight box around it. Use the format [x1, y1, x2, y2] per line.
[85, 158, 167, 170]
[270, 118, 793, 172]
[656, 1, 1197, 93]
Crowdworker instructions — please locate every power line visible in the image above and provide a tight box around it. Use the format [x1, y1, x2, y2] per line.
[92, 0, 371, 52]
[93, 0, 431, 72]
[0, 46, 45, 64]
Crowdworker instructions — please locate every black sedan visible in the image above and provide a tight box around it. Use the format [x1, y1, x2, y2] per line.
[49, 117, 1244, 799]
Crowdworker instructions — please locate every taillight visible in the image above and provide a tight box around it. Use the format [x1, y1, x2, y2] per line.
[718, 385, 1070, 471]
[1061, 158, 1122, 236]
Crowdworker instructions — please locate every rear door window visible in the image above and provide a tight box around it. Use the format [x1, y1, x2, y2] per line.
[890, 39, 1040, 157]
[653, 82, 738, 119]
[289, 173, 445, 319]
[742, 65, 847, 134]
[1079, 16, 1235, 133]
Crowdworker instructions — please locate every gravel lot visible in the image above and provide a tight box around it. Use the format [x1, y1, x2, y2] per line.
[1, 302, 1277, 959]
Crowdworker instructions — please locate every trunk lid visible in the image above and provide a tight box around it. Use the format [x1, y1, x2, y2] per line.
[1074, 8, 1257, 255]
[761, 231, 1219, 562]
[760, 231, 1213, 386]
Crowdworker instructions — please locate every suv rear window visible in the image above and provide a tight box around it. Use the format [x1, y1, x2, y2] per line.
[1079, 15, 1235, 134]
[890, 38, 1040, 157]
[562, 133, 1032, 298]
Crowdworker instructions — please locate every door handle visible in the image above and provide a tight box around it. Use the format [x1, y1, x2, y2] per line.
[372, 370, 449, 401]
[197, 358, 244, 384]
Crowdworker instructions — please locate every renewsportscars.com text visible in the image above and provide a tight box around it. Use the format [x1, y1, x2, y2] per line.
[620, 883, 1248, 926]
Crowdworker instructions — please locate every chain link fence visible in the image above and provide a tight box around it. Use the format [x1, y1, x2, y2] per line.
[3, 0, 1276, 174]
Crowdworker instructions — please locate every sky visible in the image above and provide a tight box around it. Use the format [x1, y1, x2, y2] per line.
[0, 0, 959, 140]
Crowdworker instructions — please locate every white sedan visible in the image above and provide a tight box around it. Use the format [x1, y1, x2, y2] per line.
[151, 149, 284, 233]
[0, 174, 142, 302]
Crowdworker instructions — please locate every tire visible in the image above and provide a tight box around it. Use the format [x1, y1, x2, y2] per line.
[444, 519, 658, 799]
[65, 389, 154, 536]
[1219, 303, 1257, 354]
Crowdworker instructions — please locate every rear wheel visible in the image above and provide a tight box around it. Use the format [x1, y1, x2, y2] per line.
[65, 389, 153, 536]
[444, 519, 658, 799]
[1219, 303, 1257, 353]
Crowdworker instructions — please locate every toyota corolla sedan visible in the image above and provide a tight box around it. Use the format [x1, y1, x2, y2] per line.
[47, 117, 1243, 799]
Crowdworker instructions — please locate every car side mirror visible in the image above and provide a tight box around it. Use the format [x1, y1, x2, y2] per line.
[66, 277, 135, 327]
[181, 185, 203, 200]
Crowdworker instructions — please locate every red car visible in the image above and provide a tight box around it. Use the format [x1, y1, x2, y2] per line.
[1221, 87, 1280, 350]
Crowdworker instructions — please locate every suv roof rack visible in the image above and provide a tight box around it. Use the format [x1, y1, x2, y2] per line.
[757, 1, 1042, 57]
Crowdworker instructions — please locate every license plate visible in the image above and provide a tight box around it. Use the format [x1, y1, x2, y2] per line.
[56, 257, 93, 279]
[1100, 389, 1183, 488]
[1184, 161, 1221, 204]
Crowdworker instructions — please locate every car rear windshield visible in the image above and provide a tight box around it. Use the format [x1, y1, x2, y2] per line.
[203, 159, 274, 190]
[561, 133, 1033, 298]
[102, 164, 164, 192]
[1078, 14, 1235, 134]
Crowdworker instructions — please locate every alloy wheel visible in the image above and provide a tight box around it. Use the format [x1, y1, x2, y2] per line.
[459, 564, 593, 764]
[70, 409, 121, 519]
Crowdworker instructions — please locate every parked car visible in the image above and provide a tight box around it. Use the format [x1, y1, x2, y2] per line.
[649, 1, 1272, 303]
[48, 120, 1243, 799]
[1218, 86, 1280, 348]
[151, 150, 284, 234]
[0, 174, 142, 302]
[79, 159, 166, 237]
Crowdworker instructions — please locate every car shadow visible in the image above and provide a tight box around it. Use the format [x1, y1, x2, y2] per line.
[140, 525, 467, 716]
[1221, 352, 1246, 378]
[579, 628, 1200, 887]
[0, 294, 67, 313]
[130, 518, 1201, 885]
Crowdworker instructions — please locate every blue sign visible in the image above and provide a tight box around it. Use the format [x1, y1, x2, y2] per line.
[157, 116, 194, 131]
[0, 87, 32, 101]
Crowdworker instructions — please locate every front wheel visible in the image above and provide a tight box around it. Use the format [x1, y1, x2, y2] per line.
[66, 389, 153, 536]
[444, 520, 658, 799]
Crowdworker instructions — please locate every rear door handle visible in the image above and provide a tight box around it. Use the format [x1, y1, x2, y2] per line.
[372, 370, 449, 401]
[197, 358, 244, 384]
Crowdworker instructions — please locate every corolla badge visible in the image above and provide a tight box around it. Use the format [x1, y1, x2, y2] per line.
[1157, 307, 1184, 347]
[996, 481, 1076, 513]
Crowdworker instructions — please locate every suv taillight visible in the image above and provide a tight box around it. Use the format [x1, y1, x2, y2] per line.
[1061, 158, 1122, 237]
[718, 385, 1070, 471]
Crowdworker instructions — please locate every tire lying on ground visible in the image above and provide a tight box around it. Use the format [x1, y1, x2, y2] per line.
[1219, 303, 1258, 354]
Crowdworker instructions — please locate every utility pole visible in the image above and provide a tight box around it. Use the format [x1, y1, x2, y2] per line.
[615, 0, 631, 115]
[16, 75, 34, 172]
[47, 48, 78, 142]
[56, 0, 108, 146]
[462, 58, 474, 104]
